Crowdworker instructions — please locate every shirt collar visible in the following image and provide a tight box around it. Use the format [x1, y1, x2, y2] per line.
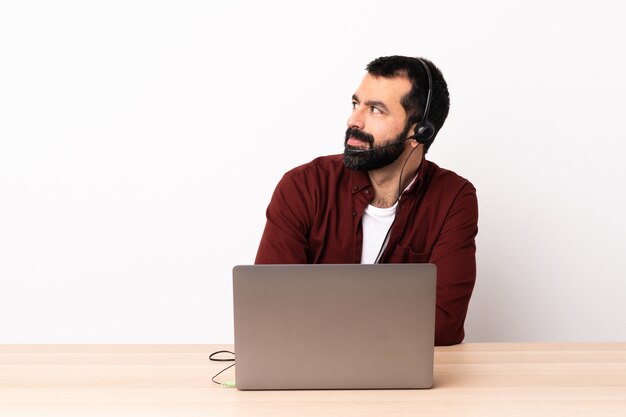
[349, 168, 371, 194]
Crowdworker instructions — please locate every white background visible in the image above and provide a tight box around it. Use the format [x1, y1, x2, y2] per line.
[1, 0, 625, 343]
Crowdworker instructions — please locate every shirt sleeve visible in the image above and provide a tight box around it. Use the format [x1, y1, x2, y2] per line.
[430, 182, 478, 345]
[255, 172, 312, 264]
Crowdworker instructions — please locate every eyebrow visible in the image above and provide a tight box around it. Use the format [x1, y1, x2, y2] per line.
[352, 94, 390, 113]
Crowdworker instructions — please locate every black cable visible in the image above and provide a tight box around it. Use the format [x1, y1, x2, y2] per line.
[374, 143, 422, 264]
[210, 350, 235, 386]
[209, 350, 235, 361]
[397, 143, 421, 203]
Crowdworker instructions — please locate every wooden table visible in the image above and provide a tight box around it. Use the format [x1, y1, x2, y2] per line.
[1, 343, 625, 416]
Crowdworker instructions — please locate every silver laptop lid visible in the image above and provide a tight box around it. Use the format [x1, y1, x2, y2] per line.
[233, 264, 436, 390]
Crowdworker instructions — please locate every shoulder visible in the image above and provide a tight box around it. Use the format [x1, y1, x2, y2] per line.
[279, 154, 350, 190]
[423, 159, 476, 194]
[285, 154, 345, 178]
[420, 160, 477, 213]
[269, 155, 348, 213]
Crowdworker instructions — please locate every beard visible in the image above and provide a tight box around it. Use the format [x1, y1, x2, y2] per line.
[343, 123, 412, 171]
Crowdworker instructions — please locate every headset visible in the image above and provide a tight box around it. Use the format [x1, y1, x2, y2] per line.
[345, 57, 436, 156]
[410, 58, 436, 145]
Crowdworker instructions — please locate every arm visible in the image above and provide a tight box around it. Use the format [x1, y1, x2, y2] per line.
[430, 182, 478, 345]
[255, 172, 312, 264]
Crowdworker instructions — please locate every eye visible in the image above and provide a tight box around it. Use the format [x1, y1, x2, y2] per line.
[351, 101, 358, 110]
[370, 106, 382, 114]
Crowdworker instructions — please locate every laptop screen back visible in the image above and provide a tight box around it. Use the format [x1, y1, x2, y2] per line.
[233, 263, 436, 390]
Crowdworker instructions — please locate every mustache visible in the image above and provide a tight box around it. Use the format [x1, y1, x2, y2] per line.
[345, 128, 374, 146]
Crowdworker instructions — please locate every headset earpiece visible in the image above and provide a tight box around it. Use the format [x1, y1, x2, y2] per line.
[414, 120, 435, 144]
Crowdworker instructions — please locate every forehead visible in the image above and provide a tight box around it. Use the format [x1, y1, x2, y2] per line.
[354, 73, 412, 110]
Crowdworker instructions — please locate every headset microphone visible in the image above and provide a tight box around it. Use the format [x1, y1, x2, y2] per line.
[344, 137, 415, 155]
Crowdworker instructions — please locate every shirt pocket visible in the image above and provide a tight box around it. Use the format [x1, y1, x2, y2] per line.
[385, 245, 431, 263]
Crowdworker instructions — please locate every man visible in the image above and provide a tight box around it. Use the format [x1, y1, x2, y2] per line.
[255, 56, 478, 346]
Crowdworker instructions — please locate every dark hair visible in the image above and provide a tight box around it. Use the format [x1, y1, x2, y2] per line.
[366, 56, 450, 152]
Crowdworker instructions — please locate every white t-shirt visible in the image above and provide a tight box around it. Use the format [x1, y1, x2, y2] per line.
[360, 202, 397, 264]
[360, 175, 418, 264]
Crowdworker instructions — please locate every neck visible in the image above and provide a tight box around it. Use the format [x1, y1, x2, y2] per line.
[368, 146, 423, 208]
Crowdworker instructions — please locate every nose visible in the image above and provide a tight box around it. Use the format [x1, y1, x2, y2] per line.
[347, 107, 365, 130]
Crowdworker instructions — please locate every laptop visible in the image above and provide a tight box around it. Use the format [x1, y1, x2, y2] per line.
[232, 264, 437, 390]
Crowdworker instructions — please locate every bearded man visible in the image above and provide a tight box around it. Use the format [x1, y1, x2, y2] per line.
[255, 56, 478, 346]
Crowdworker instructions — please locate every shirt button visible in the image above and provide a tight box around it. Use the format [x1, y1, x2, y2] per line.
[353, 186, 358, 191]
[352, 211, 357, 217]
[365, 189, 370, 194]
